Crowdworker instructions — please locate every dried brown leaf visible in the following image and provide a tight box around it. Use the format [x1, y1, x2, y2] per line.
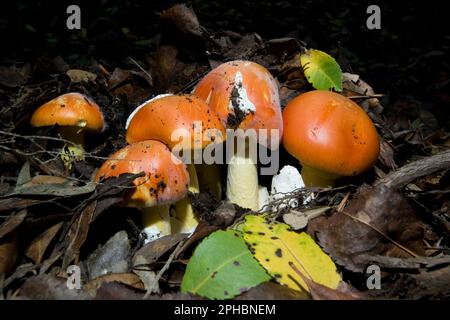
[307, 185, 424, 272]
[93, 281, 145, 300]
[25, 222, 63, 264]
[0, 198, 44, 212]
[62, 201, 97, 269]
[0, 232, 19, 274]
[17, 274, 89, 300]
[237, 282, 310, 300]
[0, 209, 27, 239]
[160, 4, 202, 37]
[8, 181, 95, 197]
[175, 221, 220, 259]
[84, 273, 144, 293]
[15, 161, 31, 187]
[133, 233, 187, 267]
[289, 262, 363, 300]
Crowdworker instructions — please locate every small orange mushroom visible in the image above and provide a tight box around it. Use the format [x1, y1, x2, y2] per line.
[95, 140, 189, 242]
[193, 60, 282, 210]
[30, 92, 105, 168]
[282, 90, 380, 187]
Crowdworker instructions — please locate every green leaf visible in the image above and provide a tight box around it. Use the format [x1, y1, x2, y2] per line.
[243, 215, 341, 293]
[181, 230, 270, 299]
[300, 49, 343, 91]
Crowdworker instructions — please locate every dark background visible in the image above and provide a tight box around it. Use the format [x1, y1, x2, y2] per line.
[1, 0, 449, 128]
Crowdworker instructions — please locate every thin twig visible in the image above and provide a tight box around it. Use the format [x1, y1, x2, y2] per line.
[143, 239, 186, 299]
[348, 94, 384, 100]
[128, 57, 153, 84]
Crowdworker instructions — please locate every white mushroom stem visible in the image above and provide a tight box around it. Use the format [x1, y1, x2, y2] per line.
[172, 163, 200, 234]
[141, 204, 172, 243]
[225, 70, 260, 211]
[226, 150, 259, 211]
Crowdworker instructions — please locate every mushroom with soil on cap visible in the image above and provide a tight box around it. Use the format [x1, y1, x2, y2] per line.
[193, 60, 283, 211]
[125, 94, 226, 234]
[95, 140, 190, 242]
[30, 92, 105, 169]
[282, 90, 380, 187]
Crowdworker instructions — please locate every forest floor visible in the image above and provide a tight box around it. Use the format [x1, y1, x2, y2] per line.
[0, 1, 449, 300]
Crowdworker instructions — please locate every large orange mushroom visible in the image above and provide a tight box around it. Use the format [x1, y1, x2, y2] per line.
[126, 94, 225, 233]
[282, 90, 380, 187]
[95, 140, 189, 242]
[30, 92, 105, 168]
[193, 60, 283, 211]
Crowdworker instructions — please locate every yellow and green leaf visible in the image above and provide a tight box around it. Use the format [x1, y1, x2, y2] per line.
[243, 215, 341, 292]
[300, 49, 343, 91]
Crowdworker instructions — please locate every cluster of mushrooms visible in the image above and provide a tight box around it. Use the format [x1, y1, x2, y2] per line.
[30, 60, 380, 243]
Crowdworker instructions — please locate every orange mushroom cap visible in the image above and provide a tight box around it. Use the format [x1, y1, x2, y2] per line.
[125, 94, 225, 150]
[282, 90, 380, 177]
[30, 92, 105, 131]
[193, 60, 282, 148]
[95, 140, 190, 208]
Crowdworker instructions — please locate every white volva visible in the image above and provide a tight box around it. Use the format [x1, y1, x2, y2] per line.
[270, 165, 305, 209]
